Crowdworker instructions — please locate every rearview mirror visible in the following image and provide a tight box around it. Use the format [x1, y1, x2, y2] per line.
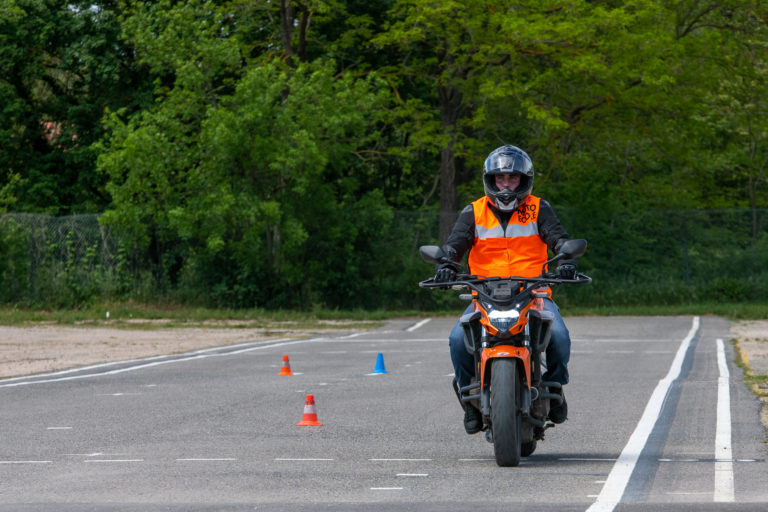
[419, 245, 445, 264]
[559, 239, 587, 259]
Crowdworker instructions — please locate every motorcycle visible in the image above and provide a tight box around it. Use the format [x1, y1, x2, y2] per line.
[419, 239, 591, 467]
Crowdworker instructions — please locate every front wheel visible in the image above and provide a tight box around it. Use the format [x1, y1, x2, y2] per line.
[490, 358, 522, 467]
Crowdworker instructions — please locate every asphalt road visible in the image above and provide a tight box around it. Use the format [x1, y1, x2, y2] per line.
[1, 315, 767, 511]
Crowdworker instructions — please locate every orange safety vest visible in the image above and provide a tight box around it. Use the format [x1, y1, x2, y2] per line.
[467, 195, 548, 279]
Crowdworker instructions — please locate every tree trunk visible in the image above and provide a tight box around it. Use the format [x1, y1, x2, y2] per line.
[438, 84, 463, 243]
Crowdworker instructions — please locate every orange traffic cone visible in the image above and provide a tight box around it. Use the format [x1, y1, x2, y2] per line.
[278, 354, 293, 376]
[297, 394, 323, 426]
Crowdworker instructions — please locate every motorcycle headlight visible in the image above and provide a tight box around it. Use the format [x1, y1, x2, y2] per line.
[487, 308, 520, 333]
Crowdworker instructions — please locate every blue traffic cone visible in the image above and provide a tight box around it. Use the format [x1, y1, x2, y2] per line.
[372, 353, 388, 374]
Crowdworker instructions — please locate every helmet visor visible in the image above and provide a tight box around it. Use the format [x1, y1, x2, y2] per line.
[485, 153, 531, 175]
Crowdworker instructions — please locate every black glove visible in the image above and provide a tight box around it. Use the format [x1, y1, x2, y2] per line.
[557, 262, 577, 279]
[434, 263, 458, 283]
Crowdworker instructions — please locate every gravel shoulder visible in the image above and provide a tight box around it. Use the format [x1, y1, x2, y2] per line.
[0, 325, 350, 379]
[2, 317, 767, 429]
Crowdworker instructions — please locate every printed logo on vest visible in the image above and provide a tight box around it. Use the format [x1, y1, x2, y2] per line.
[516, 203, 537, 223]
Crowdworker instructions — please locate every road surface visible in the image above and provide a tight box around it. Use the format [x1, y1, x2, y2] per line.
[1, 315, 766, 511]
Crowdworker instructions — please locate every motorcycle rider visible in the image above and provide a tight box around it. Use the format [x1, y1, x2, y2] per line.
[434, 144, 581, 434]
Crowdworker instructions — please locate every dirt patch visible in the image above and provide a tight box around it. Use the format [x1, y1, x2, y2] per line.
[730, 320, 768, 432]
[0, 325, 345, 379]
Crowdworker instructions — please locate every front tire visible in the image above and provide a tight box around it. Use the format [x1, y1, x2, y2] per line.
[521, 439, 537, 457]
[490, 358, 522, 467]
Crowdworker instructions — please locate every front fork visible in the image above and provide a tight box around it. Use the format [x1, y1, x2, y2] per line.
[457, 314, 562, 440]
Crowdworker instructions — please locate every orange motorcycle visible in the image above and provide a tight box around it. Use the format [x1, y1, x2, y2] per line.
[419, 239, 590, 466]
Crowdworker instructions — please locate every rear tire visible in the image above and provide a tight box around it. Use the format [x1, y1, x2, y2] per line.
[490, 358, 522, 467]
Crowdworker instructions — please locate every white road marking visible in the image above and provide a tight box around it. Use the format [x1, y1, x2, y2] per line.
[578, 339, 681, 344]
[371, 487, 403, 491]
[0, 338, 312, 387]
[176, 458, 237, 461]
[560, 458, 616, 462]
[458, 458, 495, 462]
[406, 318, 431, 332]
[84, 459, 143, 463]
[369, 458, 431, 462]
[0, 460, 51, 464]
[586, 316, 700, 512]
[714, 338, 735, 503]
[397, 473, 428, 477]
[274, 458, 334, 461]
[47, 427, 72, 430]
[0, 335, 446, 387]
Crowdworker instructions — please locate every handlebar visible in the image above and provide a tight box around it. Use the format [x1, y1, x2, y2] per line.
[419, 272, 592, 290]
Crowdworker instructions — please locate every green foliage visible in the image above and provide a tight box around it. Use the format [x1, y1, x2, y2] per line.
[0, 0, 147, 214]
[2, 1, 768, 311]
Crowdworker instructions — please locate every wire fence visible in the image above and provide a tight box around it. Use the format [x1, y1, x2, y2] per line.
[1, 208, 767, 308]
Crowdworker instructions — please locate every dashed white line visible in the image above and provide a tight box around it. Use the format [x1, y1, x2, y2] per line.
[84, 459, 144, 463]
[274, 458, 334, 461]
[46, 427, 72, 430]
[369, 458, 432, 462]
[0, 460, 51, 464]
[560, 458, 616, 462]
[406, 318, 431, 332]
[397, 473, 428, 477]
[371, 487, 403, 491]
[176, 458, 237, 462]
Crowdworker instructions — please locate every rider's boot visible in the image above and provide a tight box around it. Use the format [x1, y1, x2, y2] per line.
[548, 388, 568, 424]
[463, 404, 482, 434]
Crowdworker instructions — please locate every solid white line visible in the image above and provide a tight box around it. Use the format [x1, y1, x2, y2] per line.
[371, 487, 403, 491]
[0, 338, 311, 387]
[397, 473, 428, 477]
[47, 426, 72, 430]
[586, 316, 700, 512]
[714, 338, 735, 502]
[406, 318, 431, 332]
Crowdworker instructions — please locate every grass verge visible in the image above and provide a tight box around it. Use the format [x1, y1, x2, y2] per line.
[0, 301, 766, 327]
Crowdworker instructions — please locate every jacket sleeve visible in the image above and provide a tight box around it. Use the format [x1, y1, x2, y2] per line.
[439, 204, 475, 267]
[538, 200, 572, 255]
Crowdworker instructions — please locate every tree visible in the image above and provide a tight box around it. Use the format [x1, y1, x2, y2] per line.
[0, 0, 148, 214]
[373, 0, 649, 241]
[98, 0, 389, 307]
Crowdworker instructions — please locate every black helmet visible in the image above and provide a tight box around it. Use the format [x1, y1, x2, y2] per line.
[482, 145, 534, 210]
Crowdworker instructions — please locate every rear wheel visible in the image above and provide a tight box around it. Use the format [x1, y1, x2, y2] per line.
[490, 358, 522, 467]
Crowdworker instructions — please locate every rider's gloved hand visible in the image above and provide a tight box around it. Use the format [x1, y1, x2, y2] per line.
[557, 262, 577, 279]
[434, 263, 458, 283]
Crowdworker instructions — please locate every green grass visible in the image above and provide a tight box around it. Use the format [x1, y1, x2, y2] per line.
[564, 301, 768, 320]
[0, 300, 766, 327]
[0, 301, 400, 330]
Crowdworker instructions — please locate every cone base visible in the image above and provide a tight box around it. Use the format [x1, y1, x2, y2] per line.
[297, 419, 323, 426]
